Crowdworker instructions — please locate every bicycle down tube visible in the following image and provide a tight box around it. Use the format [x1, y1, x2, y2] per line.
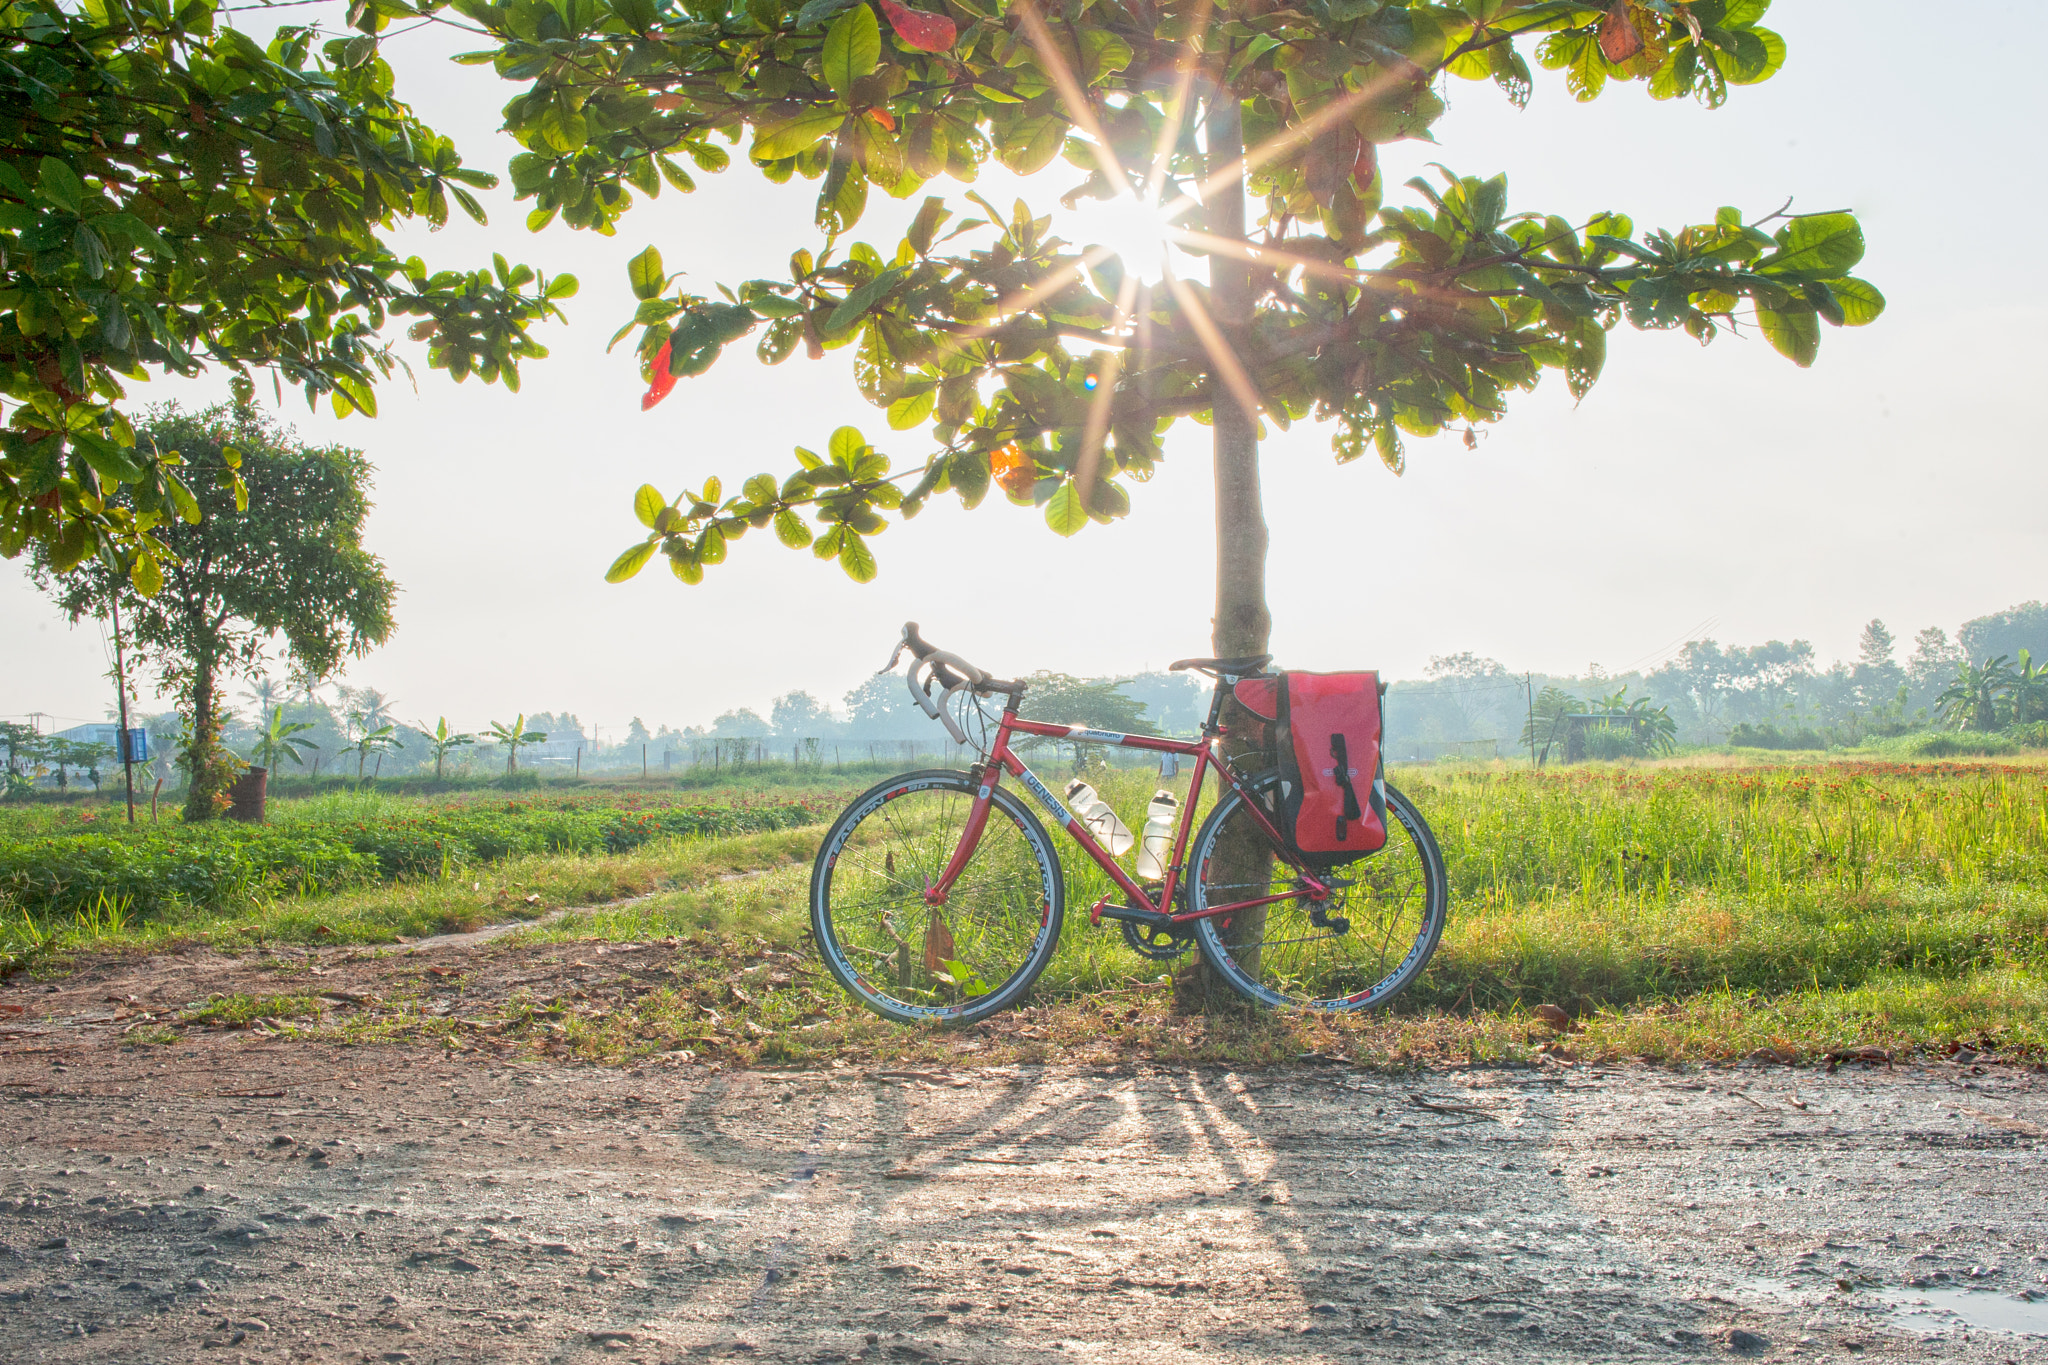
[925, 707, 1327, 923]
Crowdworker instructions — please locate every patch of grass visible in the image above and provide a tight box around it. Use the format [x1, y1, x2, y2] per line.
[180, 992, 326, 1027]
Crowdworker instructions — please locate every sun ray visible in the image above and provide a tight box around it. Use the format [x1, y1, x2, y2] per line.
[1073, 271, 1141, 503]
[1143, 0, 1215, 206]
[954, 245, 1117, 343]
[1012, 0, 1136, 201]
[1162, 266, 1265, 426]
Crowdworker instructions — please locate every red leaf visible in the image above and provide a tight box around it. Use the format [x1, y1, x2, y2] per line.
[1352, 138, 1377, 194]
[874, 0, 956, 53]
[866, 107, 896, 132]
[642, 340, 678, 411]
[1597, 3, 1643, 63]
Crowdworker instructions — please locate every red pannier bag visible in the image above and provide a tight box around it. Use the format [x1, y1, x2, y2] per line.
[1265, 672, 1387, 866]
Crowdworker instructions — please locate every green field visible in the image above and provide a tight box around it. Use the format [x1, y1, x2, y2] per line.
[3, 756, 2043, 1067]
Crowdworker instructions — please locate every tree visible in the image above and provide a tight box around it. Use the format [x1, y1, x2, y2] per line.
[486, 714, 547, 773]
[0, 720, 34, 777]
[1017, 672, 1156, 767]
[30, 403, 397, 820]
[625, 715, 655, 748]
[541, 0, 1875, 653]
[1857, 619, 1896, 673]
[1521, 684, 1581, 761]
[710, 707, 770, 736]
[0, 0, 576, 585]
[247, 706, 318, 771]
[1937, 657, 2014, 735]
[416, 716, 477, 781]
[1959, 602, 2048, 673]
[1906, 626, 1962, 705]
[770, 690, 833, 736]
[346, 713, 404, 778]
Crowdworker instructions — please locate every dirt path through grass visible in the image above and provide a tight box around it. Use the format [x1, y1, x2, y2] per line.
[0, 1032, 2043, 1363]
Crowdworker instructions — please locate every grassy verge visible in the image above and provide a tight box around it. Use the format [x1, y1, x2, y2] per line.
[31, 758, 2048, 1070]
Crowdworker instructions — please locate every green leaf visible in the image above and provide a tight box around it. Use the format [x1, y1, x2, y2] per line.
[1826, 277, 1885, 326]
[887, 389, 934, 430]
[821, 4, 881, 96]
[606, 540, 658, 582]
[838, 531, 877, 582]
[753, 110, 846, 161]
[1759, 213, 1864, 279]
[633, 483, 665, 528]
[71, 431, 145, 484]
[130, 552, 163, 598]
[825, 265, 906, 335]
[627, 246, 666, 300]
[794, 0, 858, 26]
[36, 156, 83, 215]
[827, 425, 867, 467]
[773, 508, 813, 548]
[1043, 480, 1087, 536]
[1756, 307, 1820, 367]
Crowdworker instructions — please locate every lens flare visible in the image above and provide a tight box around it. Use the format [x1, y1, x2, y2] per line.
[1070, 192, 1176, 284]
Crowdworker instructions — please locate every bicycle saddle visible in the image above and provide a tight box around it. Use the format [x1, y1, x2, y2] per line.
[1168, 654, 1273, 676]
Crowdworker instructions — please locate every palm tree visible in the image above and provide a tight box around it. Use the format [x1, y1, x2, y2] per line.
[1937, 657, 2016, 733]
[416, 717, 476, 782]
[350, 687, 399, 731]
[486, 715, 547, 774]
[241, 676, 288, 721]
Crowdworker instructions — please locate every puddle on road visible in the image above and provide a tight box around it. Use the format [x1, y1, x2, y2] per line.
[1877, 1288, 2048, 1336]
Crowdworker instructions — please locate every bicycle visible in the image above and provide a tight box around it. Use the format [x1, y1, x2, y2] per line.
[809, 623, 1449, 1023]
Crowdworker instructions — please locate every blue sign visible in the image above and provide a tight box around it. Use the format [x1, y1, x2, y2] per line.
[117, 728, 150, 763]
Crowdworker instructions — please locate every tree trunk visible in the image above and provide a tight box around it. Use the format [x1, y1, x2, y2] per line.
[182, 658, 223, 822]
[1179, 91, 1274, 1014]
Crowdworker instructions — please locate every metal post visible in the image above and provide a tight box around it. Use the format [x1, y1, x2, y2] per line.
[111, 596, 136, 825]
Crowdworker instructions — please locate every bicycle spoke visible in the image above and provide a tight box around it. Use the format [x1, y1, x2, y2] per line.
[814, 775, 1061, 1022]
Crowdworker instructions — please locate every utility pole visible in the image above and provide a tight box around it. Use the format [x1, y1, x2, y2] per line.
[1524, 673, 1538, 770]
[112, 598, 137, 825]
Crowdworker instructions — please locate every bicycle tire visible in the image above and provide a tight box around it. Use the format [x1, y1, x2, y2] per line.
[810, 769, 1065, 1025]
[1188, 772, 1448, 1011]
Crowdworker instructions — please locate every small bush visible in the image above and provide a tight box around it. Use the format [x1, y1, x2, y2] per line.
[1728, 722, 1827, 750]
[1912, 732, 2021, 758]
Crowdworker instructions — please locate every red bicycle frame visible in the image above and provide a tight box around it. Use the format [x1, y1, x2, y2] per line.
[925, 705, 1330, 927]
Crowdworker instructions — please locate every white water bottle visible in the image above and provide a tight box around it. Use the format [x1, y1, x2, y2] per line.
[1064, 779, 1134, 856]
[1133, 789, 1179, 881]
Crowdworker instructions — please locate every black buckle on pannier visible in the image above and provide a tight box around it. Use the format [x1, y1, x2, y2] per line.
[1329, 733, 1364, 840]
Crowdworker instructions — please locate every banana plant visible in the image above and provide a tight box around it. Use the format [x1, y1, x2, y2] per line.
[486, 715, 548, 775]
[416, 717, 476, 782]
[347, 712, 404, 781]
[247, 708, 317, 772]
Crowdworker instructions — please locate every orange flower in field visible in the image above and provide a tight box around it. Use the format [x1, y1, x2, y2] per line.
[990, 442, 1035, 498]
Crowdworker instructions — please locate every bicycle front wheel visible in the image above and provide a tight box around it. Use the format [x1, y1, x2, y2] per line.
[1190, 773, 1448, 1011]
[810, 769, 1065, 1024]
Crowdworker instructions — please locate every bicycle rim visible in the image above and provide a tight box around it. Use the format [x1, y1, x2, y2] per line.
[811, 770, 1064, 1024]
[1191, 776, 1447, 1010]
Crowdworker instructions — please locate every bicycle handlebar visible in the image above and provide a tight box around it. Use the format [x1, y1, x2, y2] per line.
[879, 622, 1020, 747]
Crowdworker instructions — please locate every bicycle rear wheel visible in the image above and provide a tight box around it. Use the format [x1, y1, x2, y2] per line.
[1189, 773, 1447, 1010]
[810, 770, 1065, 1024]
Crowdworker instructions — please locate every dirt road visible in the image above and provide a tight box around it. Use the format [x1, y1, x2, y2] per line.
[2, 1022, 2044, 1363]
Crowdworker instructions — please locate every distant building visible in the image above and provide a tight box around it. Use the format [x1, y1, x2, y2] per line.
[54, 722, 121, 749]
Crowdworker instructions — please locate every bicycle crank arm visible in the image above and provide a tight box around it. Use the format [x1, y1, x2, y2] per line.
[1088, 896, 1176, 932]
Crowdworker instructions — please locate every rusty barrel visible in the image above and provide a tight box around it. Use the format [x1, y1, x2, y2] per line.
[228, 766, 268, 823]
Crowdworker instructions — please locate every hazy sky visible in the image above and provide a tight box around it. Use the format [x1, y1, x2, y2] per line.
[8, 1, 2045, 741]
